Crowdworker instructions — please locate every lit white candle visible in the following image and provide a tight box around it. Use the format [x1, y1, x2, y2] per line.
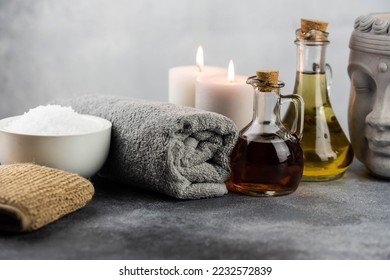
[168, 46, 226, 107]
[195, 60, 253, 130]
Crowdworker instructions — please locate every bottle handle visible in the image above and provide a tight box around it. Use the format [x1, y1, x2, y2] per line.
[280, 94, 304, 140]
[325, 63, 333, 93]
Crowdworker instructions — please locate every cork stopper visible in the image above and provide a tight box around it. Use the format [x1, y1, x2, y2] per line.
[301, 18, 328, 33]
[255, 70, 279, 92]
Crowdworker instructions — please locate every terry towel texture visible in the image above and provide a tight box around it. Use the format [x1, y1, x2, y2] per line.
[0, 164, 94, 232]
[57, 95, 238, 199]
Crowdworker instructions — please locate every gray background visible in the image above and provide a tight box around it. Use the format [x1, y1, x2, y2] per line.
[0, 0, 387, 132]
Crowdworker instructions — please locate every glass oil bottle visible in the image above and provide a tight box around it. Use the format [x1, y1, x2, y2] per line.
[230, 70, 304, 196]
[284, 19, 354, 181]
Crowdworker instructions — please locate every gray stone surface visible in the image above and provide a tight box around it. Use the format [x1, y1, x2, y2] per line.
[0, 160, 389, 260]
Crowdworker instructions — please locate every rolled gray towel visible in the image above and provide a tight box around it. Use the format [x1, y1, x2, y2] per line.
[56, 95, 238, 199]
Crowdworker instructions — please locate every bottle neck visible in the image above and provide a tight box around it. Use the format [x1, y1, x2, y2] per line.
[294, 40, 330, 105]
[295, 40, 328, 73]
[253, 89, 279, 125]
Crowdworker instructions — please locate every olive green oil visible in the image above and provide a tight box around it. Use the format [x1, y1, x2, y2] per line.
[291, 72, 353, 181]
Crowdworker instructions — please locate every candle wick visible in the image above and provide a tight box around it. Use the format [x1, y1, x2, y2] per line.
[227, 59, 235, 82]
[196, 64, 203, 72]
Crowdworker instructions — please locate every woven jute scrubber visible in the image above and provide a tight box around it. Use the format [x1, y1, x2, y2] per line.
[0, 163, 94, 232]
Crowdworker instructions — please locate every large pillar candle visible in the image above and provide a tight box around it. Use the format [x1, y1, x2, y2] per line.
[195, 60, 253, 130]
[169, 46, 226, 107]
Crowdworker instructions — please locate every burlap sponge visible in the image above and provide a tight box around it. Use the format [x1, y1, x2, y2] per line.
[0, 163, 94, 232]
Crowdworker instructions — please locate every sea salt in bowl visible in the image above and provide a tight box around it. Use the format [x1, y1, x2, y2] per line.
[0, 105, 112, 178]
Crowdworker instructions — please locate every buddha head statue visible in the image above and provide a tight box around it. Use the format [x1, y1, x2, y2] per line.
[348, 13, 390, 178]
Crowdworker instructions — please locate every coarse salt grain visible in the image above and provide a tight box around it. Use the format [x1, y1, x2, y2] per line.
[5, 105, 102, 135]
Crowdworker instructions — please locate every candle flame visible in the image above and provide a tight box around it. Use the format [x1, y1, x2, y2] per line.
[228, 60, 235, 82]
[196, 45, 204, 72]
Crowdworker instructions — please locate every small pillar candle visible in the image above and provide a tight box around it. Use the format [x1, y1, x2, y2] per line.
[169, 46, 226, 107]
[195, 60, 253, 130]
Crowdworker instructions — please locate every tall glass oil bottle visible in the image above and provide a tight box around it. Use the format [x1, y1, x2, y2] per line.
[230, 70, 304, 196]
[285, 19, 354, 181]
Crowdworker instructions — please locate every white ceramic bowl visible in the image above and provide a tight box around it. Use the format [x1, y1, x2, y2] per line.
[0, 115, 112, 178]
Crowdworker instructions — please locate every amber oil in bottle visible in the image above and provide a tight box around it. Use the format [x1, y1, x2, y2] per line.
[230, 70, 304, 196]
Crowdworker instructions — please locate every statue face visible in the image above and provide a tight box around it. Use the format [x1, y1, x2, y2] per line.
[348, 50, 390, 178]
